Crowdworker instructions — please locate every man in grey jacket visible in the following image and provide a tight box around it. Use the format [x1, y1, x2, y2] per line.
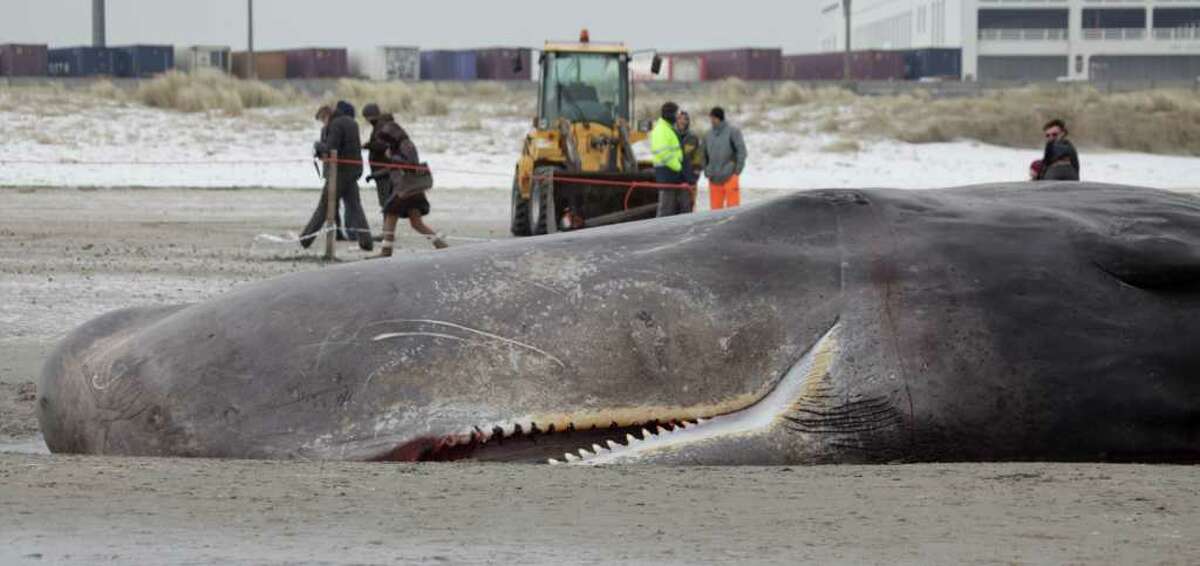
[702, 107, 748, 210]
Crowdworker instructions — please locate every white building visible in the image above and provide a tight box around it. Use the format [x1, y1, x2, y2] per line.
[818, 0, 1200, 80]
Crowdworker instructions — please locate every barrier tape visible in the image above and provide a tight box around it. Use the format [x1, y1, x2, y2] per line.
[321, 157, 695, 193]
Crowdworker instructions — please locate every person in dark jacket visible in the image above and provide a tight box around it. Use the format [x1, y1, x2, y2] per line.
[1038, 119, 1080, 181]
[703, 106, 748, 209]
[298, 105, 346, 244]
[362, 103, 446, 256]
[673, 110, 701, 213]
[301, 100, 373, 251]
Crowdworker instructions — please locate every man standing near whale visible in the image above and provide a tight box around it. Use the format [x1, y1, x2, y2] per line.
[704, 106, 748, 210]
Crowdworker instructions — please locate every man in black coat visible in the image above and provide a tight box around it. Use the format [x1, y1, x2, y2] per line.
[1037, 119, 1080, 181]
[300, 100, 373, 251]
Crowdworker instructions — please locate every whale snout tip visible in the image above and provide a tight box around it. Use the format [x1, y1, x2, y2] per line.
[37, 305, 185, 455]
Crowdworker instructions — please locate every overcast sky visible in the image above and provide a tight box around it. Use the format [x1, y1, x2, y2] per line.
[1, 0, 821, 53]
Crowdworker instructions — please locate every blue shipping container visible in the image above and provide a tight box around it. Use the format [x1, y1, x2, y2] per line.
[113, 45, 174, 78]
[904, 48, 962, 79]
[48, 46, 116, 77]
[420, 50, 477, 80]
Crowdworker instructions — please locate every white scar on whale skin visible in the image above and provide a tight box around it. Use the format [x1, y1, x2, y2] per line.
[371, 319, 565, 368]
[568, 322, 841, 465]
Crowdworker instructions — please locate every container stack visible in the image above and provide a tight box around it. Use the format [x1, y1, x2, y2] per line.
[48, 46, 117, 77]
[662, 48, 782, 81]
[903, 48, 962, 80]
[0, 44, 48, 76]
[231, 51, 287, 79]
[350, 46, 420, 81]
[112, 45, 174, 78]
[175, 45, 232, 74]
[782, 51, 907, 81]
[781, 48, 963, 81]
[474, 47, 531, 81]
[284, 48, 349, 79]
[420, 50, 477, 81]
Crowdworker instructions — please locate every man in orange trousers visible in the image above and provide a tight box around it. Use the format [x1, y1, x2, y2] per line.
[703, 106, 748, 210]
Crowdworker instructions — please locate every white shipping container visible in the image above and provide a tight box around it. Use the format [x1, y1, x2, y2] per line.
[350, 46, 420, 81]
[668, 56, 704, 82]
[175, 45, 232, 73]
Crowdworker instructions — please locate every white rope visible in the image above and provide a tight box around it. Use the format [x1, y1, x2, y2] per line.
[254, 228, 493, 245]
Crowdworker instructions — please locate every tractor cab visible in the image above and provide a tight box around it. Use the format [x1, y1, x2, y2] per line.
[538, 43, 630, 127]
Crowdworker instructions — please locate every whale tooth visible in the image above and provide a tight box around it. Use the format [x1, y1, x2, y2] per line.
[564, 453, 580, 462]
[695, 418, 709, 424]
[548, 458, 562, 465]
[656, 425, 670, 435]
[578, 448, 593, 458]
[591, 443, 606, 453]
[641, 428, 654, 439]
[625, 433, 638, 444]
[606, 440, 621, 450]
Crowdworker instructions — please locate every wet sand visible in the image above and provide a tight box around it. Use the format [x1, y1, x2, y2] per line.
[1, 455, 1197, 565]
[2, 187, 1198, 565]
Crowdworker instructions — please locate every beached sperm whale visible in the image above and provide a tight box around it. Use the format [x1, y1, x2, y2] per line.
[38, 183, 1200, 464]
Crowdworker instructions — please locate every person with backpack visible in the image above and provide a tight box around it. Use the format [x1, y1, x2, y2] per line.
[703, 107, 748, 210]
[362, 103, 447, 256]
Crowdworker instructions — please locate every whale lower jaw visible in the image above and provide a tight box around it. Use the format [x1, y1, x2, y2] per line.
[368, 323, 841, 465]
[562, 322, 841, 465]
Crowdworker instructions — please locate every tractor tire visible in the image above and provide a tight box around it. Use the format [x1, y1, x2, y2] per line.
[531, 166, 559, 235]
[510, 175, 532, 237]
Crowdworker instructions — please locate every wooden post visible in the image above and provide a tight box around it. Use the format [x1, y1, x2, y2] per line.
[323, 150, 337, 261]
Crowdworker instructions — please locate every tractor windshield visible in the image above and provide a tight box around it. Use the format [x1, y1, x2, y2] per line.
[540, 52, 629, 125]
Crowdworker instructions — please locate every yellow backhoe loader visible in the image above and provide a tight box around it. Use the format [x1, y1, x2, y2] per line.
[510, 30, 663, 236]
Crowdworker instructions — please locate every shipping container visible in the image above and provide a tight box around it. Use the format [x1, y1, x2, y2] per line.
[112, 45, 174, 78]
[666, 48, 781, 81]
[781, 51, 906, 81]
[904, 48, 962, 80]
[420, 50, 477, 81]
[175, 45, 232, 73]
[668, 55, 706, 82]
[475, 47, 532, 81]
[284, 48, 349, 79]
[0, 44, 48, 76]
[232, 51, 287, 79]
[350, 46, 420, 81]
[48, 46, 116, 77]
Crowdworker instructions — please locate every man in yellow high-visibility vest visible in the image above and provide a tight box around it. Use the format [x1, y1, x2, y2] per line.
[651, 101, 687, 217]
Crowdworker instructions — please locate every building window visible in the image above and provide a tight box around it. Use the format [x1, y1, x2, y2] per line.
[978, 9, 1070, 30]
[1081, 8, 1146, 29]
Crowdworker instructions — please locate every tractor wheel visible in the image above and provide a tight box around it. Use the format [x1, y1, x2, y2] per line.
[510, 175, 531, 237]
[531, 166, 559, 235]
